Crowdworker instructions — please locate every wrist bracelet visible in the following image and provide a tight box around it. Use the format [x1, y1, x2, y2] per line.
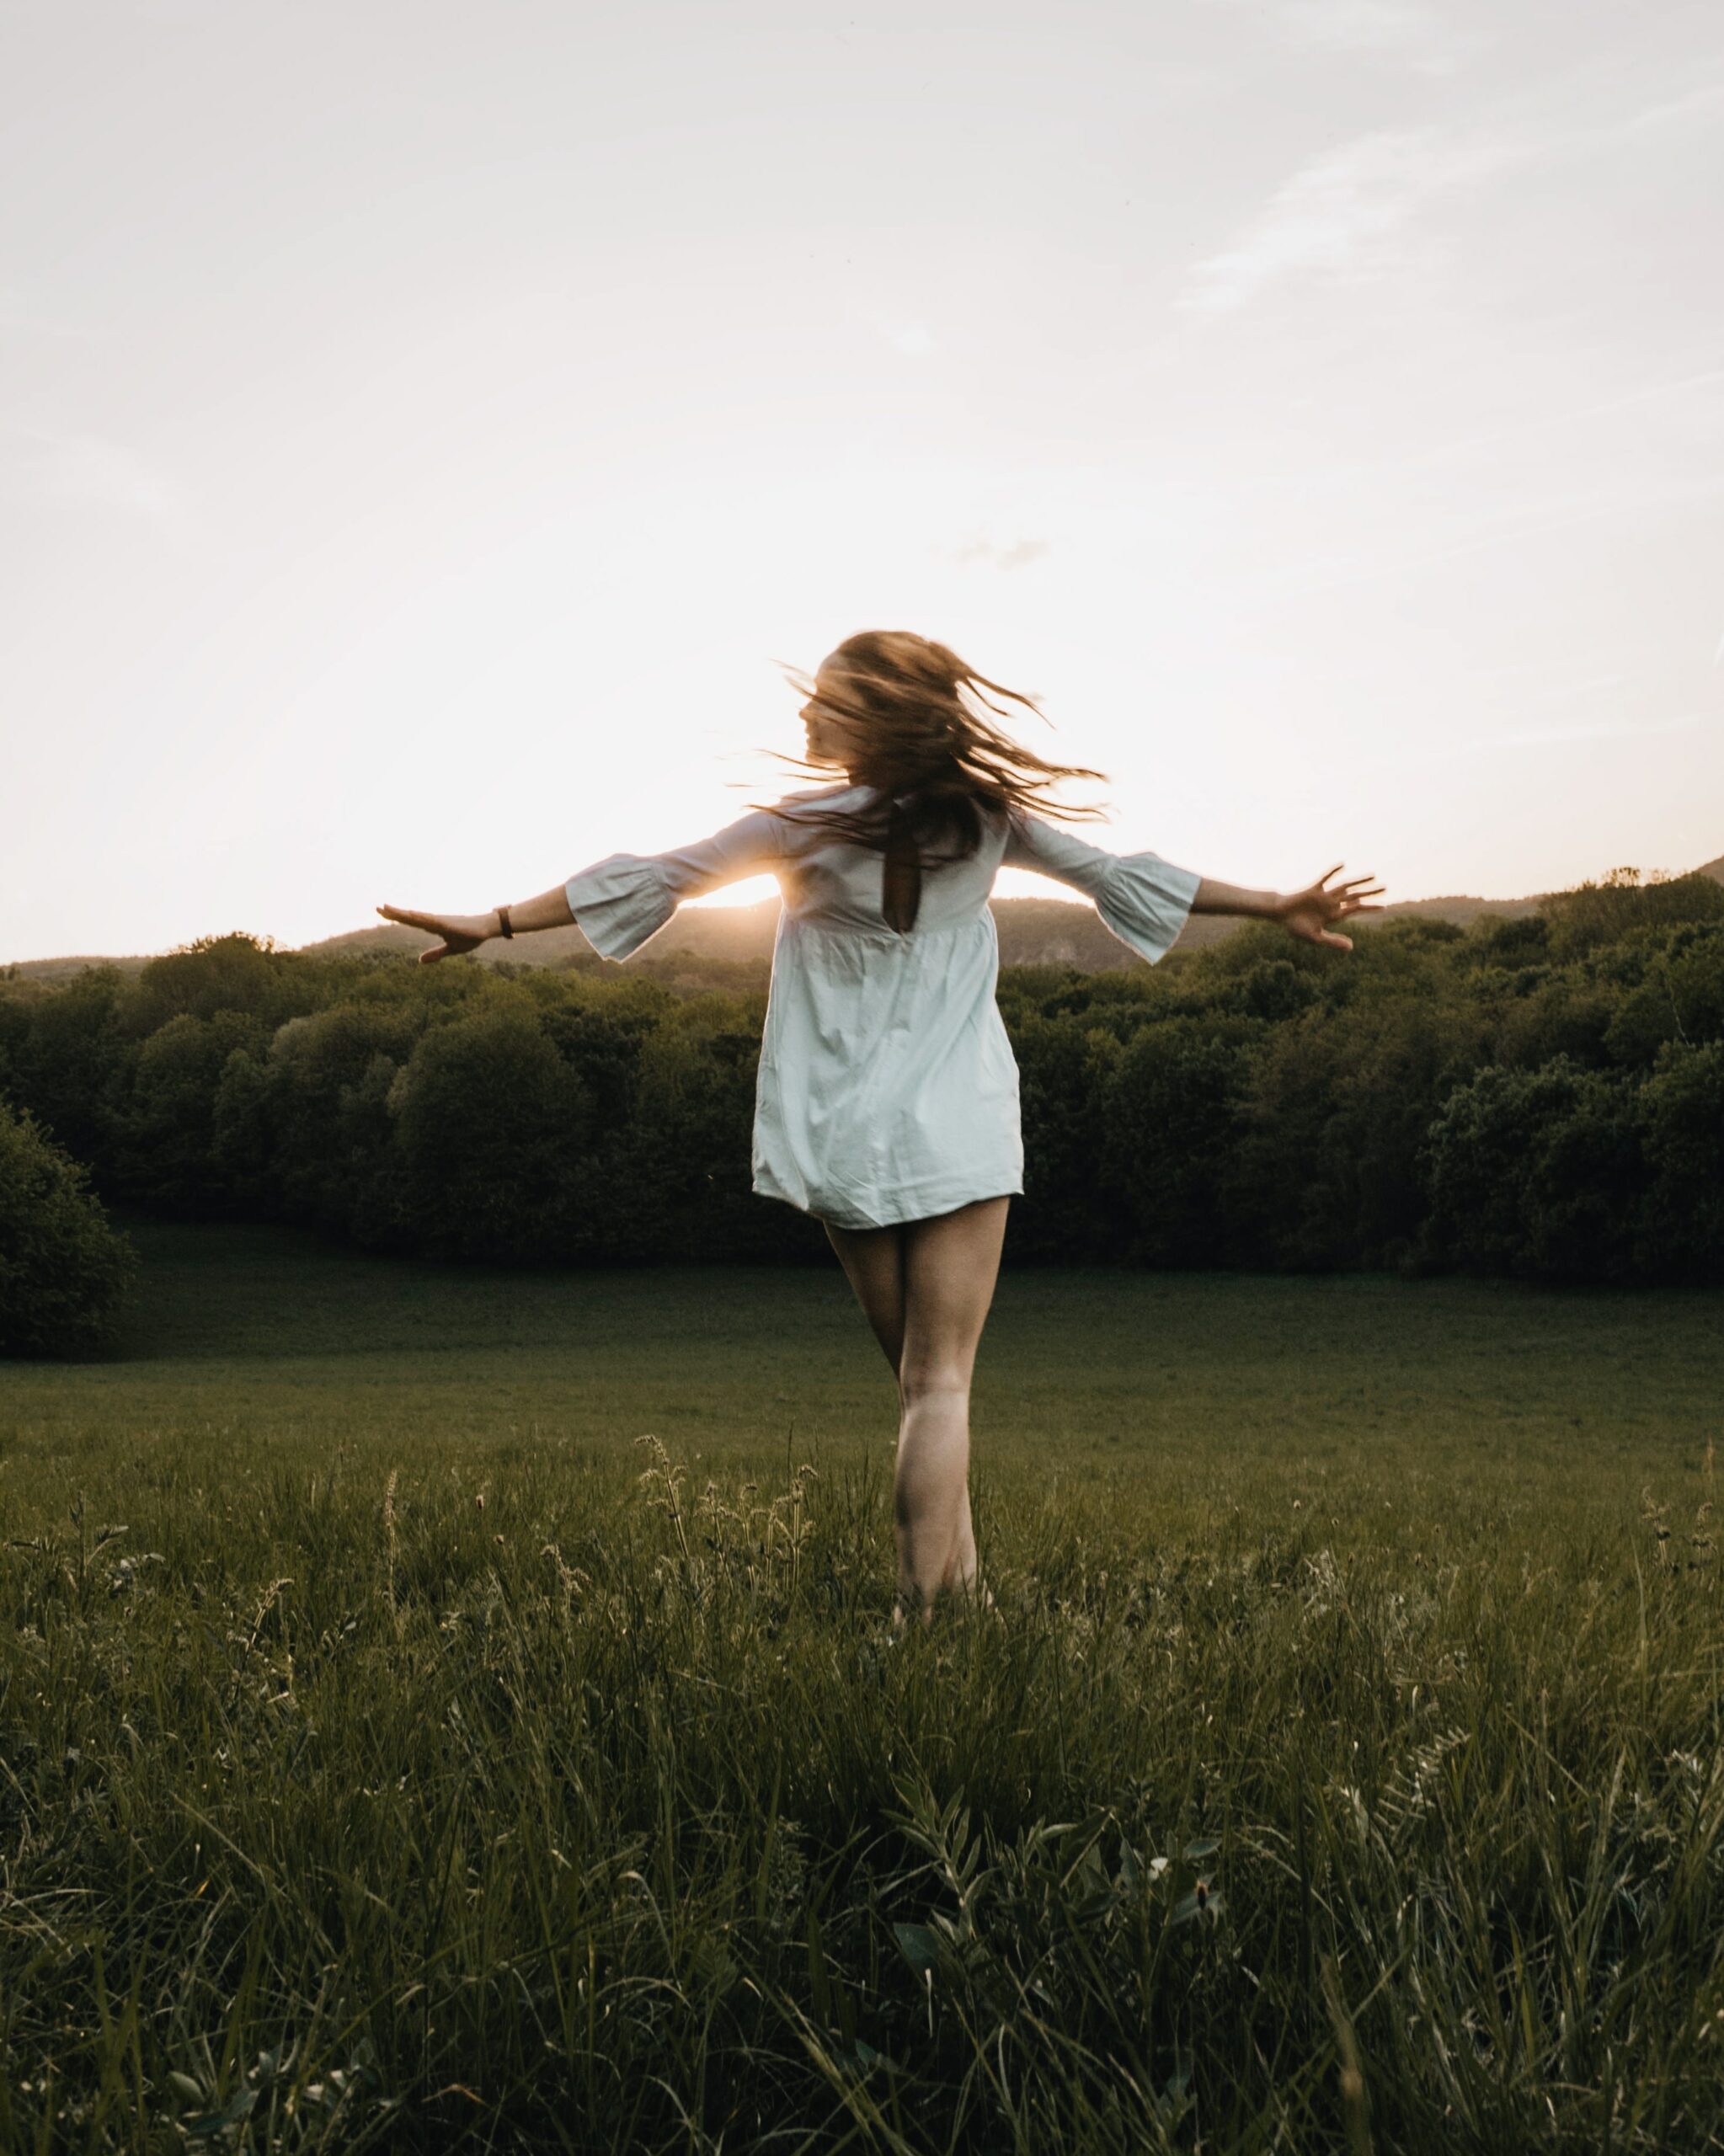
[495, 905, 514, 940]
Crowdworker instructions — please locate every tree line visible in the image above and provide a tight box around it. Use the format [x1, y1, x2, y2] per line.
[2, 866, 1721, 1347]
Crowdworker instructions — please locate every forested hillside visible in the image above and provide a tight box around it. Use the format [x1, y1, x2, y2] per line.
[2, 866, 1720, 1283]
[35, 859, 1702, 986]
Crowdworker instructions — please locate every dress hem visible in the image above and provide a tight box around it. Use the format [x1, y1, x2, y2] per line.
[752, 1174, 1024, 1231]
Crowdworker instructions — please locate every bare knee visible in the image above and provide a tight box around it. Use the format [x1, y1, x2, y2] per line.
[899, 1358, 970, 1409]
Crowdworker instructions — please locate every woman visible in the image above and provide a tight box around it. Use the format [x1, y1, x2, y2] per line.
[380, 630, 1381, 1624]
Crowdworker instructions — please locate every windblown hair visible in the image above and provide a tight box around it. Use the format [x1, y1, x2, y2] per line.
[766, 630, 1109, 931]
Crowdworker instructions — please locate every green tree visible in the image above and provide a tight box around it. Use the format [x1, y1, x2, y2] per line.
[1637, 1041, 1724, 1280]
[109, 1010, 268, 1214]
[632, 1006, 819, 1262]
[1102, 1017, 1257, 1266]
[1008, 1013, 1119, 1261]
[0, 1097, 136, 1356]
[1423, 1058, 1645, 1281]
[1, 966, 133, 1171]
[1234, 990, 1486, 1271]
[1600, 924, 1724, 1070]
[388, 1003, 596, 1260]
[259, 999, 430, 1238]
[131, 932, 308, 1033]
[1541, 867, 1724, 960]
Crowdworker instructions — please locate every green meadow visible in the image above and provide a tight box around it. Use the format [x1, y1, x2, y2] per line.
[2, 1224, 1721, 2152]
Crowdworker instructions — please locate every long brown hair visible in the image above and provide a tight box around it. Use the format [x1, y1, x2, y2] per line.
[765, 629, 1108, 931]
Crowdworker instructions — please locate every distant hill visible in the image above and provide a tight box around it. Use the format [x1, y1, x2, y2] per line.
[3, 953, 157, 985]
[8, 856, 1721, 983]
[208, 855, 1724, 974]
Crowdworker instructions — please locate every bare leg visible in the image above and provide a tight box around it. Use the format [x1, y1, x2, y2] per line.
[826, 1197, 1008, 1624]
[822, 1217, 906, 1375]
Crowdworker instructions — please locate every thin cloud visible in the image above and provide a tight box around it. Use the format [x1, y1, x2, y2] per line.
[845, 302, 940, 358]
[1178, 126, 1525, 314]
[1182, 72, 1724, 317]
[855, 308, 938, 358]
[950, 536, 1050, 571]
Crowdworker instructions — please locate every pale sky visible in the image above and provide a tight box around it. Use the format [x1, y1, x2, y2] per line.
[4, 0, 1722, 962]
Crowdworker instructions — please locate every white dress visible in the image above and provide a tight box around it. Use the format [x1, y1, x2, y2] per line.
[563, 784, 1201, 1230]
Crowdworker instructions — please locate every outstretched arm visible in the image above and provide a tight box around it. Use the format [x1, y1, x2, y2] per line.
[1192, 866, 1385, 953]
[1004, 811, 1384, 959]
[376, 886, 570, 964]
[377, 805, 792, 965]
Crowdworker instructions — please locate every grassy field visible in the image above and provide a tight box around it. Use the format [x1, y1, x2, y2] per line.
[2, 1225, 1721, 2152]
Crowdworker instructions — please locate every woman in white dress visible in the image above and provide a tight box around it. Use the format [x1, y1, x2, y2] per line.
[380, 630, 1381, 1624]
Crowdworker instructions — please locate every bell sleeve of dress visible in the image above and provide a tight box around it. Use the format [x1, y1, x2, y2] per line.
[564, 808, 792, 961]
[1002, 809, 1202, 964]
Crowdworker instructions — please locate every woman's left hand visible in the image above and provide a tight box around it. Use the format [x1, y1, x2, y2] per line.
[1272, 867, 1385, 952]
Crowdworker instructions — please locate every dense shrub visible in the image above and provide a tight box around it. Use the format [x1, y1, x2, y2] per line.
[1541, 865, 1724, 958]
[255, 998, 430, 1241]
[1007, 1012, 1118, 1261]
[1637, 1039, 1724, 1280]
[1236, 985, 1490, 1271]
[128, 930, 314, 1033]
[110, 1009, 268, 1215]
[1102, 1017, 1256, 1265]
[634, 1009, 821, 1262]
[0, 1096, 136, 1355]
[389, 1001, 596, 1260]
[1422, 1059, 1646, 1281]
[0, 966, 133, 1170]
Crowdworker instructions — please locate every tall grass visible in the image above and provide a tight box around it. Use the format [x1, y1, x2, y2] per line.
[3, 1412, 1721, 2151]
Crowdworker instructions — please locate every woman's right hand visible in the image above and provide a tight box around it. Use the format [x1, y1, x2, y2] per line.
[375, 904, 497, 963]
